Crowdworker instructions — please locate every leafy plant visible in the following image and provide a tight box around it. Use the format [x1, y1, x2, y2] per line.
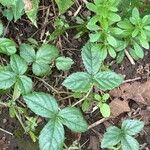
[23, 92, 88, 150]
[63, 42, 123, 92]
[101, 119, 144, 150]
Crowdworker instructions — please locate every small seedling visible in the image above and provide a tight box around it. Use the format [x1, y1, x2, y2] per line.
[101, 119, 144, 150]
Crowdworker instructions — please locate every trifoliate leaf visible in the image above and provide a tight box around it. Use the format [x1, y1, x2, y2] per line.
[56, 56, 74, 71]
[23, 92, 59, 118]
[20, 43, 36, 63]
[10, 54, 28, 75]
[17, 75, 32, 94]
[94, 71, 123, 90]
[0, 71, 16, 89]
[39, 120, 64, 150]
[59, 107, 88, 132]
[82, 43, 101, 75]
[101, 126, 122, 148]
[62, 72, 92, 92]
[121, 135, 139, 150]
[0, 38, 16, 55]
[122, 119, 144, 136]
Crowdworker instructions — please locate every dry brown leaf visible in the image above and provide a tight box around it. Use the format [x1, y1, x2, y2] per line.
[110, 98, 130, 117]
[110, 80, 150, 105]
[140, 109, 150, 125]
[23, 0, 32, 11]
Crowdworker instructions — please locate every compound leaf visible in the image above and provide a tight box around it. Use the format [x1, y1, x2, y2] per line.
[59, 107, 88, 132]
[10, 54, 28, 75]
[82, 43, 101, 75]
[62, 72, 92, 92]
[39, 119, 64, 150]
[23, 92, 59, 118]
[94, 71, 123, 90]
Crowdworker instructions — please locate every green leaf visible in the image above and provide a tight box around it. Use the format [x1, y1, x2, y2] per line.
[94, 71, 123, 90]
[0, 38, 16, 55]
[140, 38, 149, 49]
[109, 13, 121, 22]
[10, 54, 28, 75]
[82, 99, 91, 112]
[36, 44, 59, 64]
[108, 47, 116, 58]
[133, 43, 144, 59]
[23, 92, 59, 118]
[20, 43, 36, 63]
[62, 72, 92, 92]
[55, 0, 74, 14]
[59, 107, 88, 132]
[26, 0, 39, 27]
[121, 135, 139, 150]
[17, 75, 32, 94]
[0, 0, 17, 6]
[2, 9, 14, 21]
[101, 126, 122, 148]
[39, 119, 64, 150]
[107, 35, 117, 47]
[0, 71, 16, 89]
[117, 19, 133, 29]
[86, 2, 97, 13]
[100, 47, 108, 60]
[56, 56, 74, 71]
[0, 23, 3, 36]
[32, 62, 51, 76]
[89, 32, 100, 42]
[100, 103, 111, 118]
[122, 119, 144, 136]
[129, 48, 139, 60]
[82, 43, 101, 75]
[132, 7, 139, 19]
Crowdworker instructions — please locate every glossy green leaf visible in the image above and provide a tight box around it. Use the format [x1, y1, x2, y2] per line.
[17, 75, 32, 94]
[121, 135, 139, 150]
[82, 43, 101, 75]
[10, 54, 28, 75]
[122, 119, 144, 136]
[62, 72, 92, 92]
[94, 71, 123, 90]
[55, 0, 74, 14]
[56, 56, 74, 71]
[0, 71, 16, 89]
[100, 103, 111, 118]
[39, 120, 64, 150]
[26, 0, 39, 27]
[23, 92, 59, 118]
[36, 44, 59, 64]
[32, 62, 51, 76]
[59, 107, 88, 132]
[0, 38, 16, 55]
[101, 126, 122, 148]
[20, 43, 36, 63]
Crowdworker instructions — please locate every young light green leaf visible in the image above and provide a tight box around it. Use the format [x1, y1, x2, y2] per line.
[109, 13, 121, 22]
[23, 92, 59, 118]
[55, 0, 74, 14]
[100, 103, 111, 118]
[0, 38, 16, 55]
[117, 19, 133, 29]
[20, 43, 36, 63]
[36, 44, 59, 64]
[101, 126, 122, 148]
[133, 43, 144, 59]
[32, 62, 51, 76]
[26, 0, 39, 27]
[107, 35, 117, 47]
[17, 75, 32, 94]
[59, 107, 88, 132]
[121, 135, 139, 150]
[62, 72, 92, 92]
[10, 54, 28, 75]
[122, 119, 144, 136]
[139, 38, 149, 49]
[108, 47, 116, 58]
[56, 56, 74, 71]
[89, 33, 100, 42]
[132, 7, 139, 19]
[82, 43, 101, 75]
[39, 120, 64, 150]
[94, 71, 123, 90]
[0, 71, 16, 89]
[0, 23, 3, 36]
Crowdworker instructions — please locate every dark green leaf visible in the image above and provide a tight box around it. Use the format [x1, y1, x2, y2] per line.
[23, 92, 59, 118]
[10, 54, 28, 75]
[59, 107, 88, 132]
[62, 72, 92, 92]
[39, 119, 64, 150]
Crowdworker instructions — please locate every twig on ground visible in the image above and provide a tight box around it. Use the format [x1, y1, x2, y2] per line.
[123, 77, 142, 83]
[125, 49, 135, 65]
[0, 127, 13, 136]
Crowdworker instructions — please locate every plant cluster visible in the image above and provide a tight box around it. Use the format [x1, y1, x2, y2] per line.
[0, 0, 148, 150]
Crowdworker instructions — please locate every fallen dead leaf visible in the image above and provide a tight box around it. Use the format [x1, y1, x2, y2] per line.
[110, 98, 130, 117]
[110, 80, 150, 105]
[23, 0, 32, 11]
[140, 109, 150, 125]
[88, 136, 99, 150]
